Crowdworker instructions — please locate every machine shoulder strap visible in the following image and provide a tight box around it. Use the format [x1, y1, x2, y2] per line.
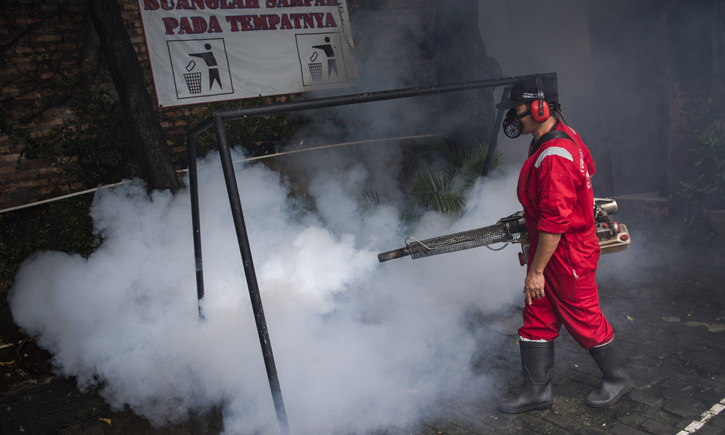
[530, 130, 574, 156]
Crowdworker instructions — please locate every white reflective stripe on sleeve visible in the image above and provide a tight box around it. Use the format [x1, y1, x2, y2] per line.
[534, 146, 574, 168]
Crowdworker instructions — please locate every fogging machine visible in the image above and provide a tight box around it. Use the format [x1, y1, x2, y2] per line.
[378, 198, 631, 264]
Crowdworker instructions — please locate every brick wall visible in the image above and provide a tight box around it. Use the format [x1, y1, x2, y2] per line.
[0, 1, 437, 211]
[0, 1, 91, 210]
[0, 1, 230, 210]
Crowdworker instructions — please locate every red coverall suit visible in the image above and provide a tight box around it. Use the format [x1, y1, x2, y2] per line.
[516, 122, 614, 349]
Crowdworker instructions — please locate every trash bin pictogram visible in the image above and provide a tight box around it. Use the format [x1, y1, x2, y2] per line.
[308, 63, 323, 82]
[184, 72, 203, 94]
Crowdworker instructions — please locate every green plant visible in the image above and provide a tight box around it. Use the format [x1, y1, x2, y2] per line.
[408, 141, 501, 218]
[679, 98, 725, 216]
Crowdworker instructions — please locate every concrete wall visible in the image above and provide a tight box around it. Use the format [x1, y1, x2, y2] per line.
[478, 0, 725, 213]
[478, 1, 671, 199]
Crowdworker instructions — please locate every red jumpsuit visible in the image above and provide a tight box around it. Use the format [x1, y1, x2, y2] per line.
[516, 122, 614, 349]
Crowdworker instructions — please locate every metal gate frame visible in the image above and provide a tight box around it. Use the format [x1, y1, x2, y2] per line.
[184, 73, 555, 434]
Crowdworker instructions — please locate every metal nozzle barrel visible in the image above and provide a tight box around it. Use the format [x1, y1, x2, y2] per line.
[377, 220, 519, 262]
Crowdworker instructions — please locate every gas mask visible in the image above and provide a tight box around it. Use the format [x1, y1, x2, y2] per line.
[502, 108, 531, 139]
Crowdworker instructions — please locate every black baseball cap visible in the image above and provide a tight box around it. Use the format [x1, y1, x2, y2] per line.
[496, 74, 558, 110]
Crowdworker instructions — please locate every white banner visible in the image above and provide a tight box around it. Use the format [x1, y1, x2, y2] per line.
[136, 0, 358, 107]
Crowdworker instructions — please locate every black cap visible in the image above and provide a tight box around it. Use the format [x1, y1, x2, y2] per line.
[496, 75, 558, 110]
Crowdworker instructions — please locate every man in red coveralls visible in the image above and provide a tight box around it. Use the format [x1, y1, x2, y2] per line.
[495, 75, 633, 414]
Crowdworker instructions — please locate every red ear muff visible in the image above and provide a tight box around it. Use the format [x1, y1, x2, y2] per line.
[530, 74, 550, 123]
[530, 99, 550, 123]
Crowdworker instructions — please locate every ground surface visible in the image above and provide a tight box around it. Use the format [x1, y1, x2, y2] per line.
[1, 212, 724, 435]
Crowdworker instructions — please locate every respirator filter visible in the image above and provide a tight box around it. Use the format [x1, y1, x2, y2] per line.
[502, 108, 530, 138]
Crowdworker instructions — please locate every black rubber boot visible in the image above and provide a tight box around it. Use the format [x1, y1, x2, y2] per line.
[497, 340, 554, 414]
[585, 335, 633, 407]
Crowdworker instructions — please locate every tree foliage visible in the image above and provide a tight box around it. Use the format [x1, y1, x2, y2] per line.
[679, 98, 725, 217]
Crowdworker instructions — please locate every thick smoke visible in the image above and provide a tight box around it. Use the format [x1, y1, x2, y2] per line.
[9, 146, 523, 433]
[8, 2, 645, 433]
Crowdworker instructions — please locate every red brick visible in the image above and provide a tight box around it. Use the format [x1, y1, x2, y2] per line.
[0, 153, 21, 163]
[19, 179, 50, 189]
[35, 35, 61, 43]
[39, 186, 65, 195]
[36, 168, 63, 176]
[16, 18, 41, 25]
[17, 160, 50, 170]
[0, 165, 19, 175]
[0, 183, 18, 193]
[1, 171, 33, 182]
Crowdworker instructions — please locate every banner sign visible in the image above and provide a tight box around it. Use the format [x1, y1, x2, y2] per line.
[136, 0, 358, 107]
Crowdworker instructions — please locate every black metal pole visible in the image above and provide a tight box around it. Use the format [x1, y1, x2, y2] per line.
[212, 114, 290, 435]
[217, 76, 530, 122]
[188, 118, 214, 320]
[482, 86, 513, 177]
[187, 132, 205, 320]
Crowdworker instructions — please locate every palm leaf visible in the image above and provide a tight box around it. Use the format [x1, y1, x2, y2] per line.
[364, 189, 380, 205]
[410, 169, 464, 215]
[460, 144, 503, 186]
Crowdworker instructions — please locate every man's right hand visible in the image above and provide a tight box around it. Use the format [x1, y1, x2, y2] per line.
[524, 270, 546, 305]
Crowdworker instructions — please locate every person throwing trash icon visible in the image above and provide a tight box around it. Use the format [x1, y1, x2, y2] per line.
[312, 37, 338, 79]
[189, 44, 222, 91]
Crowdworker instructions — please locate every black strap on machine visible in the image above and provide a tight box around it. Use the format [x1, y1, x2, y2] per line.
[529, 130, 573, 157]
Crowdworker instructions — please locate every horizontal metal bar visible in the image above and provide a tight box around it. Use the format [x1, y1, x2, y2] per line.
[217, 76, 527, 122]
